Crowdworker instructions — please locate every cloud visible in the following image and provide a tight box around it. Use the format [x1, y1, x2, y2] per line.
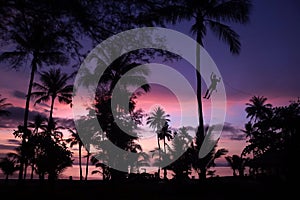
[221, 122, 245, 141]
[12, 90, 26, 99]
[55, 117, 75, 129]
[0, 144, 17, 151]
[36, 102, 51, 108]
[222, 122, 241, 134]
[183, 126, 198, 132]
[0, 106, 47, 128]
[0, 105, 76, 131]
[7, 139, 20, 145]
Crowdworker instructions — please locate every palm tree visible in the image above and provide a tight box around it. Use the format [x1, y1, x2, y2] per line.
[84, 152, 91, 181]
[158, 122, 173, 153]
[167, 127, 193, 180]
[28, 114, 47, 135]
[157, 121, 173, 179]
[0, 16, 69, 180]
[66, 128, 84, 181]
[225, 154, 246, 176]
[0, 156, 19, 181]
[245, 96, 272, 122]
[0, 94, 12, 117]
[146, 106, 170, 178]
[31, 68, 74, 129]
[152, 0, 252, 179]
[91, 156, 111, 181]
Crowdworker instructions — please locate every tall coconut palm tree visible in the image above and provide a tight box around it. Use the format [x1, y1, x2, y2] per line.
[0, 94, 12, 117]
[0, 16, 69, 180]
[31, 68, 74, 129]
[245, 96, 272, 122]
[66, 128, 84, 181]
[151, 0, 252, 179]
[146, 106, 170, 178]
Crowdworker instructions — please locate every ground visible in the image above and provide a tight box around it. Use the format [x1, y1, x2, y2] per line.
[0, 176, 294, 200]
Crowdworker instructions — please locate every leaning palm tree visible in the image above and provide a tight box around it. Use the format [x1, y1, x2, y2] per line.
[245, 96, 272, 122]
[66, 128, 84, 181]
[151, 0, 252, 179]
[146, 106, 170, 178]
[31, 68, 74, 129]
[0, 94, 12, 117]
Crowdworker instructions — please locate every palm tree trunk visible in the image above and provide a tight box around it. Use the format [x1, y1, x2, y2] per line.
[79, 144, 83, 181]
[163, 138, 167, 180]
[30, 164, 34, 179]
[48, 96, 55, 133]
[85, 152, 90, 181]
[23, 163, 28, 180]
[196, 31, 205, 147]
[19, 58, 37, 180]
[157, 134, 161, 179]
[196, 30, 206, 181]
[49, 96, 55, 123]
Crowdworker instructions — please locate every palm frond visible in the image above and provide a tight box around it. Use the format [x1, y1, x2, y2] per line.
[208, 0, 252, 24]
[208, 20, 241, 54]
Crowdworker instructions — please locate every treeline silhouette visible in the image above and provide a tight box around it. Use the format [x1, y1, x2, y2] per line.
[1, 0, 295, 187]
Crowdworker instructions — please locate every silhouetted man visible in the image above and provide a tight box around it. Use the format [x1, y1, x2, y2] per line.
[204, 72, 221, 99]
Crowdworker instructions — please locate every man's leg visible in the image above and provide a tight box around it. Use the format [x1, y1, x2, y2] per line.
[207, 90, 213, 99]
[204, 89, 209, 98]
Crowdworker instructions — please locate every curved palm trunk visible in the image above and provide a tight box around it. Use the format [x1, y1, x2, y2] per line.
[196, 30, 206, 180]
[79, 143, 83, 181]
[85, 152, 90, 181]
[19, 58, 37, 180]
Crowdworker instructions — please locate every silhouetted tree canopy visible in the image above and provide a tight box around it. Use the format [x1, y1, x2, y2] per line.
[243, 96, 300, 181]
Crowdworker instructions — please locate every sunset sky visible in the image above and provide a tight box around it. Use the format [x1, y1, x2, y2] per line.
[1, 0, 300, 179]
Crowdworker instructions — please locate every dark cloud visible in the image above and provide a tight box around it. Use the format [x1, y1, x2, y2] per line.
[0, 106, 47, 128]
[7, 139, 20, 145]
[36, 102, 51, 108]
[55, 117, 75, 129]
[12, 90, 26, 99]
[184, 126, 198, 132]
[0, 144, 17, 151]
[221, 122, 245, 141]
[0, 105, 76, 130]
[222, 122, 241, 134]
[214, 160, 229, 167]
[229, 134, 246, 141]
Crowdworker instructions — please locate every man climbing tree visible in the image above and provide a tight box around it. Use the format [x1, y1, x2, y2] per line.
[204, 72, 221, 99]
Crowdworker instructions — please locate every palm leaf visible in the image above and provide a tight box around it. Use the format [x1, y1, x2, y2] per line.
[208, 20, 241, 54]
